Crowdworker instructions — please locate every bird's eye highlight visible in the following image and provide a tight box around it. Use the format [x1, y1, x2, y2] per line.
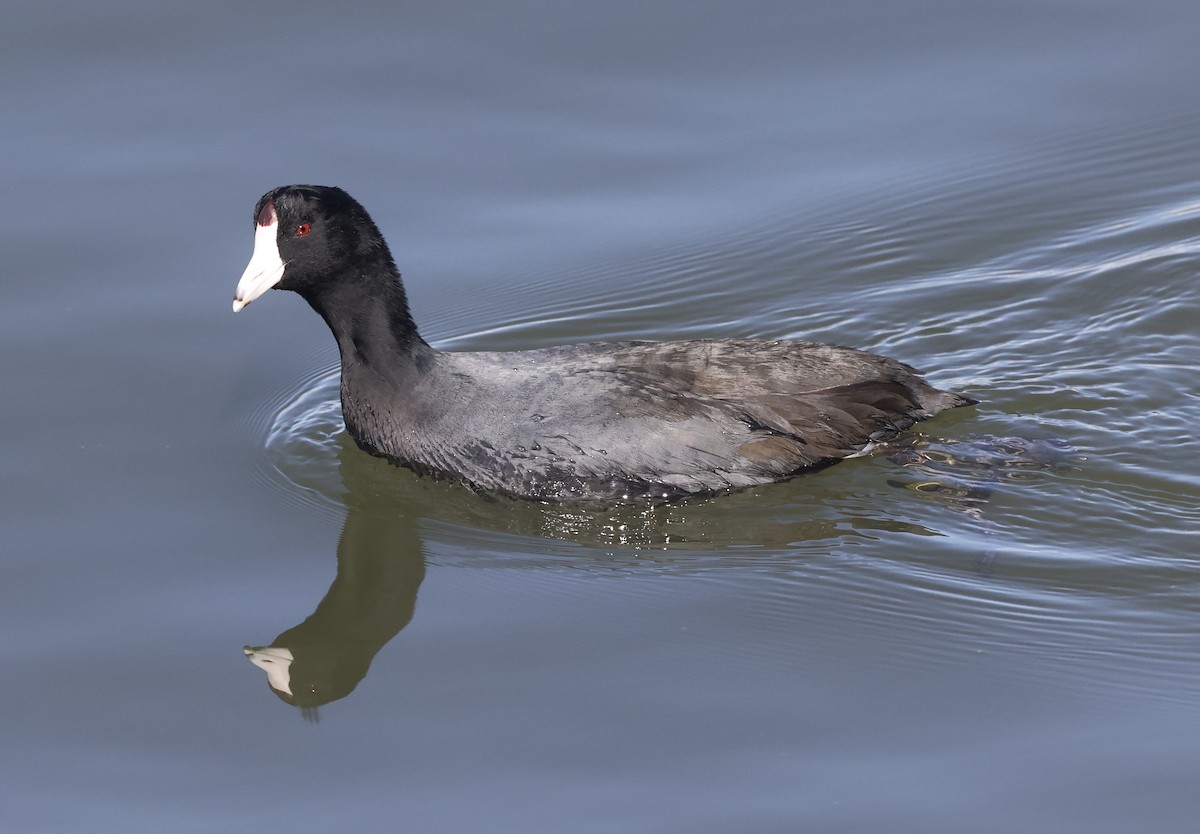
[296, 223, 311, 237]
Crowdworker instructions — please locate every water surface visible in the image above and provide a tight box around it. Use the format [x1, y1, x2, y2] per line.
[3, 1, 1199, 832]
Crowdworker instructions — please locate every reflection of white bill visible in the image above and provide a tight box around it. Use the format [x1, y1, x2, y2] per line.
[243, 644, 294, 696]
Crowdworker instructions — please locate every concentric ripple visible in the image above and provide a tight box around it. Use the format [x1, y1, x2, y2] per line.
[252, 361, 346, 520]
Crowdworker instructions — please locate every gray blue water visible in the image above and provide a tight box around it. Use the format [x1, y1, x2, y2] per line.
[3, 2, 1199, 831]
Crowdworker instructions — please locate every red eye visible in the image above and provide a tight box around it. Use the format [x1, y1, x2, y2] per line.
[296, 223, 311, 237]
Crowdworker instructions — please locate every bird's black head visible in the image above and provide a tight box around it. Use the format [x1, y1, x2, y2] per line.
[233, 184, 396, 312]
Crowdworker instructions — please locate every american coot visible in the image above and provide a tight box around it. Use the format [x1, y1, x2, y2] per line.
[234, 185, 975, 505]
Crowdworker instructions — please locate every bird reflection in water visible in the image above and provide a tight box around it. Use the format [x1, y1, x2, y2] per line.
[243, 440, 426, 721]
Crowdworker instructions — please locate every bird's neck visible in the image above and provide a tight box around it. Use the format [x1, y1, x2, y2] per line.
[302, 265, 436, 385]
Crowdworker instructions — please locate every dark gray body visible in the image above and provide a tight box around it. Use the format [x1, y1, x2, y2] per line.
[340, 337, 972, 504]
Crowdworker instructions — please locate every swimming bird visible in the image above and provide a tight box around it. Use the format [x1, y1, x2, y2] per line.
[233, 185, 975, 505]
